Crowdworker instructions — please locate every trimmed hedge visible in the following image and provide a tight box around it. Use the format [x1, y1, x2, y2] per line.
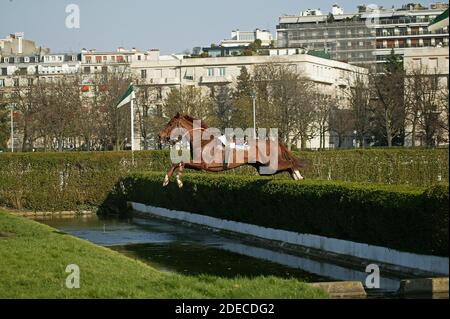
[0, 148, 448, 211]
[295, 148, 449, 186]
[0, 151, 168, 211]
[112, 173, 448, 257]
[0, 151, 447, 257]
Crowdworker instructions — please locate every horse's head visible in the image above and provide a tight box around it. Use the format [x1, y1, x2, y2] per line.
[159, 113, 208, 144]
[159, 113, 181, 144]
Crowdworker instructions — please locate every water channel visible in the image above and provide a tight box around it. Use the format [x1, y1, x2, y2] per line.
[39, 214, 421, 298]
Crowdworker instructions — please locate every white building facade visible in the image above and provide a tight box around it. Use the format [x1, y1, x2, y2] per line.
[131, 51, 366, 149]
[403, 46, 449, 146]
[221, 29, 273, 47]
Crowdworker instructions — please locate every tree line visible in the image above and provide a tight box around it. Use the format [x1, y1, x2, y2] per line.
[0, 52, 448, 152]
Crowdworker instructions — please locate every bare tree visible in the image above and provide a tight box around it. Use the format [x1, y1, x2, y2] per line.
[405, 66, 447, 147]
[10, 76, 40, 151]
[86, 72, 133, 150]
[163, 86, 213, 121]
[371, 52, 406, 147]
[252, 63, 317, 148]
[33, 76, 82, 152]
[329, 106, 355, 148]
[313, 92, 337, 149]
[345, 72, 372, 148]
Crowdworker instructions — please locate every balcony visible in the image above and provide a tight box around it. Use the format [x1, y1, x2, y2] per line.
[200, 76, 233, 84]
[150, 78, 165, 85]
[165, 77, 180, 85]
[139, 78, 180, 85]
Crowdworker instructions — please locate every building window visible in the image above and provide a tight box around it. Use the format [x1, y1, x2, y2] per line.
[141, 69, 147, 79]
[207, 68, 214, 77]
[219, 67, 226, 76]
[157, 87, 163, 100]
[83, 67, 91, 74]
[28, 78, 33, 86]
[1, 68, 7, 76]
[138, 55, 142, 61]
[13, 78, 19, 87]
[0, 79, 4, 87]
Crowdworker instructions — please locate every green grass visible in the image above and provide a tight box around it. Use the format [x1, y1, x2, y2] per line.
[0, 211, 327, 299]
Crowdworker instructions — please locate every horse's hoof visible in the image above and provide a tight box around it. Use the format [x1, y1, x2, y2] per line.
[163, 175, 169, 187]
[177, 181, 184, 188]
[295, 170, 304, 180]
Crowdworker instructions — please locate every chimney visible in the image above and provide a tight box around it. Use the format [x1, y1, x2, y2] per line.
[14, 32, 24, 54]
[148, 49, 160, 61]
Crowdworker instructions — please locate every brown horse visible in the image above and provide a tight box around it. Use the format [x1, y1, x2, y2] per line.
[158, 114, 306, 188]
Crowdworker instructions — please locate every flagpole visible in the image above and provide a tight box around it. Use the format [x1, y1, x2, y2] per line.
[130, 86, 135, 165]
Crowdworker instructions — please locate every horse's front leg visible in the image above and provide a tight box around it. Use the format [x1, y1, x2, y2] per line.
[176, 163, 184, 188]
[163, 164, 179, 187]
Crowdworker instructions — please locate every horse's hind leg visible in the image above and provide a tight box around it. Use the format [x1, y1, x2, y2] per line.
[293, 167, 304, 180]
[163, 164, 179, 187]
[289, 168, 299, 180]
[289, 167, 304, 181]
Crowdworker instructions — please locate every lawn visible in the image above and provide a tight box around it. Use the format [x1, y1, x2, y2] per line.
[0, 211, 327, 299]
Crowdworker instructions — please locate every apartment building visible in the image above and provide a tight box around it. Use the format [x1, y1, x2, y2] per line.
[221, 29, 273, 47]
[403, 46, 449, 146]
[276, 3, 449, 67]
[0, 32, 49, 56]
[131, 50, 367, 149]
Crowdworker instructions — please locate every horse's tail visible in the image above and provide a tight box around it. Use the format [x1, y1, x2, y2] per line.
[280, 144, 309, 169]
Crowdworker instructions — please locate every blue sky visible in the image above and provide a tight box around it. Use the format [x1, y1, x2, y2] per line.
[1, 0, 411, 54]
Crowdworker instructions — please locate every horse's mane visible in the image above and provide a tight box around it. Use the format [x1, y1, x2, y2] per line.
[182, 115, 209, 129]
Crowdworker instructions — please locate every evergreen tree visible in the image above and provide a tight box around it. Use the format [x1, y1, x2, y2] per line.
[211, 85, 234, 131]
[231, 67, 254, 128]
[0, 104, 9, 151]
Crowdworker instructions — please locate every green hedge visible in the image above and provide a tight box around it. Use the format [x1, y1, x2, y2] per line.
[113, 173, 448, 257]
[294, 148, 449, 186]
[0, 148, 447, 211]
[0, 151, 447, 257]
[0, 151, 167, 211]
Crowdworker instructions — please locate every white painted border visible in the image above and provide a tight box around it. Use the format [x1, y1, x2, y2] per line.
[130, 202, 449, 275]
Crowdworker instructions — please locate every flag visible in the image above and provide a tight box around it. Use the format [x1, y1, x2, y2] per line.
[429, 9, 449, 32]
[116, 83, 135, 108]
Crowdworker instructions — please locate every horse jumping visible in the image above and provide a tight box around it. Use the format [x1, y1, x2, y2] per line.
[158, 114, 306, 188]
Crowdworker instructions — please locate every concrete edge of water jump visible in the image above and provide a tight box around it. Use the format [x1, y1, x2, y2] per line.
[309, 282, 367, 299]
[399, 277, 449, 296]
[128, 202, 449, 278]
